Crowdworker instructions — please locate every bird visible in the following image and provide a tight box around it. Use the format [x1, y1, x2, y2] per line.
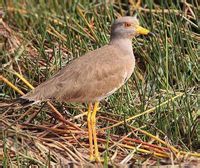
[20, 16, 150, 161]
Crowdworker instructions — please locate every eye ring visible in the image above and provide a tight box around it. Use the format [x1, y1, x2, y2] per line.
[124, 22, 132, 27]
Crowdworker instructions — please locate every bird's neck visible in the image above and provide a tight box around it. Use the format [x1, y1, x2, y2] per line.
[109, 38, 133, 56]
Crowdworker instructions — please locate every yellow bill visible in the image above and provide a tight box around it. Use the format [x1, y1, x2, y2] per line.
[136, 26, 150, 35]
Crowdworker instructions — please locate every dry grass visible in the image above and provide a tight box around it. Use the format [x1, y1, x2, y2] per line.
[0, 0, 200, 167]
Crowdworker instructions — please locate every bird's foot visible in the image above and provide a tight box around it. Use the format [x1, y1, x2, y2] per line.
[89, 154, 103, 162]
[94, 155, 104, 162]
[89, 155, 95, 161]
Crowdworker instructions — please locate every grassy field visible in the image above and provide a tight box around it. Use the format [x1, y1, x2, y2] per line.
[0, 0, 200, 167]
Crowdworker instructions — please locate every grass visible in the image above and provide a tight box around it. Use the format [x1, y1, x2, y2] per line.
[0, 0, 200, 167]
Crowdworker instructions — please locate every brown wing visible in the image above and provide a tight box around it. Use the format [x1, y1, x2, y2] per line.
[22, 45, 135, 103]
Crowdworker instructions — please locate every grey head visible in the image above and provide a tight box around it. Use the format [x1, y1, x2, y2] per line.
[110, 16, 150, 40]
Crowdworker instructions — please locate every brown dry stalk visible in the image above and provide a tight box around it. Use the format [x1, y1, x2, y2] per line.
[100, 93, 184, 154]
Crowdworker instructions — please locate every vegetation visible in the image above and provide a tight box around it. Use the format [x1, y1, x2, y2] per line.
[0, 0, 199, 167]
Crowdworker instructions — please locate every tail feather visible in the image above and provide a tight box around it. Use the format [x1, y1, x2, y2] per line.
[0, 98, 37, 109]
[15, 98, 36, 107]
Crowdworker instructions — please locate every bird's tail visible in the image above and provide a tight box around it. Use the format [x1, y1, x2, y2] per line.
[15, 98, 36, 107]
[0, 98, 36, 109]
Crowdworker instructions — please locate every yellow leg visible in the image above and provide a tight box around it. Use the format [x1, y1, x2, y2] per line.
[91, 101, 101, 161]
[87, 103, 94, 160]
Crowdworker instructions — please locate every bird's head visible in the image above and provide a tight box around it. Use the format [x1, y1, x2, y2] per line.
[111, 16, 150, 40]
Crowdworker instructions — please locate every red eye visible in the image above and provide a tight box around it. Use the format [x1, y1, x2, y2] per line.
[124, 22, 132, 27]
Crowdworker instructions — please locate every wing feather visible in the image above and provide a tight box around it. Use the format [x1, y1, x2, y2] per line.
[22, 45, 135, 103]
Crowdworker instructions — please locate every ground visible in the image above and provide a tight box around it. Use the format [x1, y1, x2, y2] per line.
[0, 0, 200, 167]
